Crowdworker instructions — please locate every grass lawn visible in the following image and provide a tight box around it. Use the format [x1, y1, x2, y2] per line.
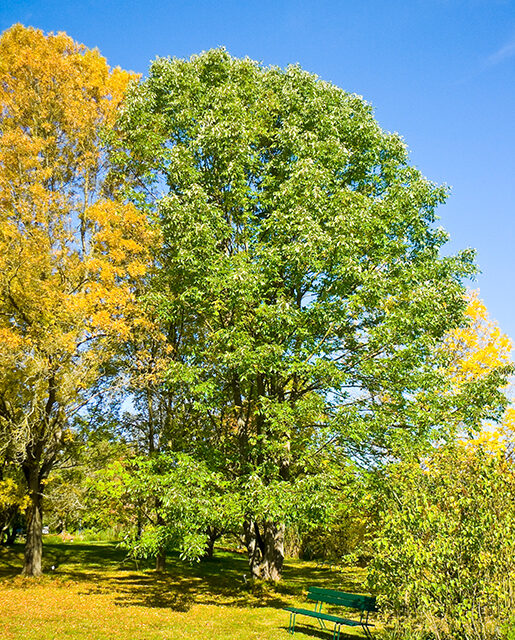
[0, 539, 372, 640]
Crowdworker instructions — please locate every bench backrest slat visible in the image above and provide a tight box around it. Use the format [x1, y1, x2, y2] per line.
[307, 587, 377, 612]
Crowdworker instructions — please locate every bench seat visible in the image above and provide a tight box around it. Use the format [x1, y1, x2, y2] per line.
[284, 607, 362, 627]
[284, 587, 376, 639]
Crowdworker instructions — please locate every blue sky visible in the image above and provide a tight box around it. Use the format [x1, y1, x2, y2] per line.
[2, 0, 515, 341]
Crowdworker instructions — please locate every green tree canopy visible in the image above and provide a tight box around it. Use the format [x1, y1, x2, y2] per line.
[114, 49, 509, 580]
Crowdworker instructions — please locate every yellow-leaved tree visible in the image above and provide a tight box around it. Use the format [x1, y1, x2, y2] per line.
[446, 290, 513, 444]
[0, 25, 152, 575]
[446, 290, 512, 385]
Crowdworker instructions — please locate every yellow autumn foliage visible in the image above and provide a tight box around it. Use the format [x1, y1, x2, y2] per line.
[0, 24, 157, 575]
[0, 25, 152, 393]
[0, 477, 29, 513]
[446, 290, 512, 384]
[446, 291, 514, 455]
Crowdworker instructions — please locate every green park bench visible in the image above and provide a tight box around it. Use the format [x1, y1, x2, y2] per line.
[284, 586, 376, 639]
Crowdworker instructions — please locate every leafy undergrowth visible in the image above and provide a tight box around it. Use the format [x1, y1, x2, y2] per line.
[0, 541, 371, 640]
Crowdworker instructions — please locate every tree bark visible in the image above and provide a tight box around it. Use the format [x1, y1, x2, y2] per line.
[22, 464, 43, 577]
[203, 525, 220, 560]
[243, 520, 285, 581]
[0, 508, 14, 545]
[155, 505, 166, 571]
[5, 520, 17, 546]
[155, 547, 166, 572]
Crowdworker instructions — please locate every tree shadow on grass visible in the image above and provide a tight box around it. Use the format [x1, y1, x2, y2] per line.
[0, 541, 139, 579]
[0, 543, 24, 578]
[44, 541, 129, 570]
[100, 555, 368, 613]
[276, 561, 367, 597]
[91, 552, 290, 610]
[0, 541, 370, 623]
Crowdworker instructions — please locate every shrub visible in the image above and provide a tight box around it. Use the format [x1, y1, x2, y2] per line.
[369, 444, 515, 640]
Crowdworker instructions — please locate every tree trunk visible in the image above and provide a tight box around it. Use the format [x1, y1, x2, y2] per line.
[203, 525, 220, 560]
[3, 511, 20, 546]
[155, 506, 166, 571]
[155, 547, 166, 571]
[243, 520, 285, 581]
[0, 509, 13, 545]
[5, 520, 17, 546]
[22, 464, 43, 577]
[136, 500, 143, 540]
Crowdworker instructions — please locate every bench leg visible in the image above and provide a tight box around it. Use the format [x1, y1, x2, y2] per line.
[362, 624, 372, 640]
[289, 612, 297, 634]
[315, 602, 326, 629]
[332, 623, 341, 640]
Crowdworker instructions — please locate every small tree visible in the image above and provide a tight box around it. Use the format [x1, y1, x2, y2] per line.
[94, 452, 243, 566]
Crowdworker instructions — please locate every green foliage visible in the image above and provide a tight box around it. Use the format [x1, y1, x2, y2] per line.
[43, 431, 126, 534]
[369, 444, 515, 640]
[114, 48, 506, 472]
[112, 48, 511, 578]
[93, 451, 344, 564]
[94, 452, 242, 562]
[287, 462, 373, 562]
[299, 506, 371, 565]
[0, 461, 27, 544]
[505, 619, 515, 640]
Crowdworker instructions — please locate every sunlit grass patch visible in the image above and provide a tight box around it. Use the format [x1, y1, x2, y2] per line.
[0, 541, 371, 640]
